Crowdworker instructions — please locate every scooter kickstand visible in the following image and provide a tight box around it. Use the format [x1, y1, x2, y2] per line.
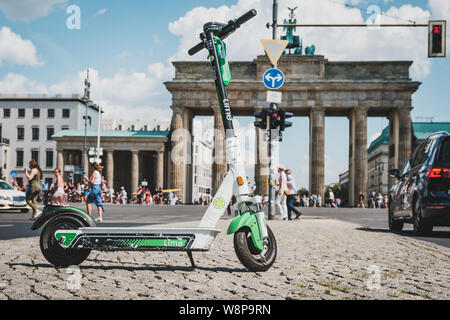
[187, 250, 196, 269]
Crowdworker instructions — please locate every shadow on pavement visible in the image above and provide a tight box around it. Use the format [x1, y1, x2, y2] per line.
[356, 226, 450, 248]
[10, 261, 250, 273]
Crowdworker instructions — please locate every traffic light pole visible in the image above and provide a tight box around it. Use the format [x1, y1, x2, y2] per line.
[267, 103, 277, 220]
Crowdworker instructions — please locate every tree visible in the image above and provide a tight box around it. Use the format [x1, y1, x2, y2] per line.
[297, 188, 309, 197]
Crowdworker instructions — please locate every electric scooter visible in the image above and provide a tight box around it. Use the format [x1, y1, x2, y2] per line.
[32, 9, 277, 272]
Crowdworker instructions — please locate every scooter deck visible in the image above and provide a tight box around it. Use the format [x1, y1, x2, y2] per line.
[55, 227, 221, 252]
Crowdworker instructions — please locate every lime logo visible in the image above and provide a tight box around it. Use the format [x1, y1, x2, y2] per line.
[213, 197, 226, 209]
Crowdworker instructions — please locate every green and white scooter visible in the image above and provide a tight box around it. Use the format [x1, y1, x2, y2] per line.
[32, 9, 277, 272]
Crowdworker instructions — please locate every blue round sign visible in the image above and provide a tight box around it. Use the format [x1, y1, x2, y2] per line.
[10, 170, 17, 178]
[263, 68, 285, 90]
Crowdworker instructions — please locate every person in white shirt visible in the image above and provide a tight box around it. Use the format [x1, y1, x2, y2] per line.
[275, 165, 288, 221]
[285, 169, 302, 219]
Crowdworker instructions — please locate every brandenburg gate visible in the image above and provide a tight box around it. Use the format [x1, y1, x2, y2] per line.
[165, 55, 420, 205]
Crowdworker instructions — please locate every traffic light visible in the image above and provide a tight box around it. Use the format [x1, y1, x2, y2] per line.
[270, 111, 281, 130]
[254, 110, 268, 129]
[279, 110, 293, 132]
[428, 20, 446, 58]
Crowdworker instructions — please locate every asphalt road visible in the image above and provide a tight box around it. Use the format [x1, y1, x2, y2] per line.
[1, 203, 449, 248]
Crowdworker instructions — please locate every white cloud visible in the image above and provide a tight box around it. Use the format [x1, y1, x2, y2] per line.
[117, 50, 130, 59]
[0, 63, 174, 122]
[95, 8, 107, 17]
[168, 0, 433, 79]
[0, 0, 66, 21]
[0, 27, 43, 66]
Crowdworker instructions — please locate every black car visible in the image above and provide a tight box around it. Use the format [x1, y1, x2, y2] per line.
[388, 131, 450, 235]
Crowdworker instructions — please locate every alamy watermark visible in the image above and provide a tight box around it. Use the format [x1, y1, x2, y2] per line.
[66, 265, 82, 290]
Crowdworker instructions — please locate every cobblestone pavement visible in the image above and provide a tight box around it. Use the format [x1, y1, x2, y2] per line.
[0, 218, 449, 300]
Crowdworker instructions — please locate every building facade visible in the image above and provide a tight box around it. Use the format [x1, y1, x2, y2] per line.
[53, 129, 169, 196]
[0, 94, 99, 186]
[191, 118, 213, 203]
[102, 119, 170, 132]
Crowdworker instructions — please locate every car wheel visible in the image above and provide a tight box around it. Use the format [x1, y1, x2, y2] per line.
[388, 203, 403, 232]
[413, 198, 433, 236]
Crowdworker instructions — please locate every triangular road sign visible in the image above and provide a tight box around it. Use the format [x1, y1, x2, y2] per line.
[261, 40, 289, 66]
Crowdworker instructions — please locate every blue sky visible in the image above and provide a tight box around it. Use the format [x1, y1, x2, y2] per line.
[0, 0, 449, 189]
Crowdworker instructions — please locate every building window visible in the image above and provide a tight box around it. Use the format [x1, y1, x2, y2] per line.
[16, 150, 24, 167]
[118, 125, 122, 130]
[33, 109, 40, 118]
[31, 150, 39, 162]
[17, 127, 24, 140]
[48, 108, 55, 118]
[3, 108, 10, 118]
[18, 108, 25, 118]
[62, 109, 70, 118]
[32, 127, 39, 140]
[46, 150, 54, 168]
[47, 127, 55, 140]
[61, 126, 69, 131]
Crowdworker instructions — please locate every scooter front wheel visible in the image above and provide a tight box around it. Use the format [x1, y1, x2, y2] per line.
[233, 225, 277, 272]
[40, 215, 91, 268]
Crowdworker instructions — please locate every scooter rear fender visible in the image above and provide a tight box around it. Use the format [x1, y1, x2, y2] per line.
[31, 205, 96, 230]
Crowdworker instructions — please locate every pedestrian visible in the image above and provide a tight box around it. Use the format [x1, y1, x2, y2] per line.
[119, 186, 128, 204]
[24, 159, 43, 219]
[51, 168, 66, 205]
[23, 159, 42, 219]
[326, 188, 337, 208]
[317, 194, 322, 207]
[357, 192, 365, 208]
[84, 163, 104, 222]
[275, 165, 288, 220]
[285, 169, 302, 219]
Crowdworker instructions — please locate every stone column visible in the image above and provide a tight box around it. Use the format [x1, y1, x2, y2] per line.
[183, 109, 193, 204]
[349, 108, 368, 205]
[105, 150, 114, 188]
[348, 113, 355, 206]
[130, 150, 139, 193]
[212, 107, 226, 195]
[309, 108, 325, 200]
[169, 106, 186, 197]
[388, 111, 399, 189]
[156, 150, 164, 189]
[57, 150, 64, 171]
[255, 124, 269, 196]
[398, 108, 412, 172]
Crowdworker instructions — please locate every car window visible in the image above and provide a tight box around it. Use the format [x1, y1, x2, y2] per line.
[438, 138, 450, 162]
[0, 181, 14, 190]
[411, 141, 429, 167]
[401, 159, 411, 176]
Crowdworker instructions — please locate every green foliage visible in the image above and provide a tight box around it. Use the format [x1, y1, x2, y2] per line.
[297, 188, 309, 196]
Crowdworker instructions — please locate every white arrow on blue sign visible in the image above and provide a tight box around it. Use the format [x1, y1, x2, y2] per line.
[263, 68, 285, 90]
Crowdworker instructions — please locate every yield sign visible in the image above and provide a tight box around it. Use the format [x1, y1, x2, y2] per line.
[260, 39, 288, 66]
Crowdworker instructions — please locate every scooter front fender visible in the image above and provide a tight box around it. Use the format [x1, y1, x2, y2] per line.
[31, 205, 96, 230]
[227, 210, 264, 251]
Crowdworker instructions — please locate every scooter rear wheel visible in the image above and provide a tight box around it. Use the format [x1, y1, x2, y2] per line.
[40, 215, 91, 268]
[233, 225, 277, 272]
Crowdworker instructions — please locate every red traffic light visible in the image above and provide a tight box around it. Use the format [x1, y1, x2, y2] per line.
[272, 114, 279, 118]
[434, 25, 442, 34]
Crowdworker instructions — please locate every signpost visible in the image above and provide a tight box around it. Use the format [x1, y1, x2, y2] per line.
[260, 39, 288, 220]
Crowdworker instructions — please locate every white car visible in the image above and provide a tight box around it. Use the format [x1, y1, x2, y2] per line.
[0, 180, 30, 213]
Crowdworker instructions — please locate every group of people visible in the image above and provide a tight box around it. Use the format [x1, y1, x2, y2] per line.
[357, 191, 389, 209]
[18, 160, 104, 222]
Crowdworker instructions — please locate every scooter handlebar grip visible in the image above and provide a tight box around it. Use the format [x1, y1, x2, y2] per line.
[235, 9, 257, 26]
[188, 42, 205, 56]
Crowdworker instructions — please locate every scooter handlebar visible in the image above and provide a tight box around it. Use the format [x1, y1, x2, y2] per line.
[188, 9, 257, 56]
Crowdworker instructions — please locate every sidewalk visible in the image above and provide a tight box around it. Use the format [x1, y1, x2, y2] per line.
[0, 218, 449, 300]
